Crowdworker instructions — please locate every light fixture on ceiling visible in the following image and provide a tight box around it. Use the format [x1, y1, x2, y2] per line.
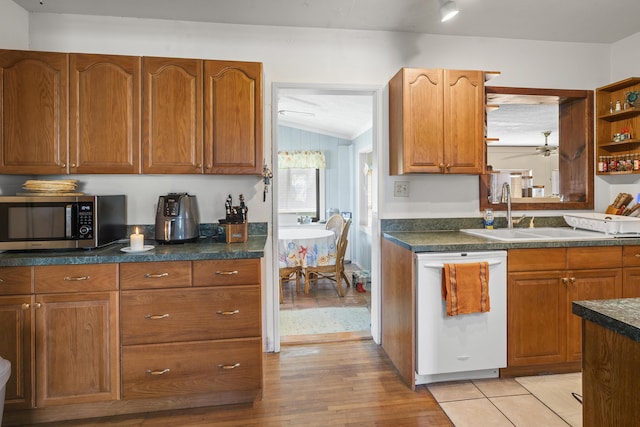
[439, 0, 459, 22]
[278, 110, 315, 118]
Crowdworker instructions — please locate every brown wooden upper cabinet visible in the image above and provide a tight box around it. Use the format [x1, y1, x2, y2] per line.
[204, 60, 263, 175]
[143, 58, 263, 175]
[143, 57, 203, 174]
[0, 50, 69, 174]
[389, 68, 489, 175]
[0, 49, 262, 175]
[70, 53, 141, 174]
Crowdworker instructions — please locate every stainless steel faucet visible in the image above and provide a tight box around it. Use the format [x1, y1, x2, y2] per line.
[501, 182, 512, 229]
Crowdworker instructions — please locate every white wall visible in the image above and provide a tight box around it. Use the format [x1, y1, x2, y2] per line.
[0, 0, 28, 49]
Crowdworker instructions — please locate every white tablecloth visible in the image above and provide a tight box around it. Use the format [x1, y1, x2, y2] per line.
[278, 228, 337, 268]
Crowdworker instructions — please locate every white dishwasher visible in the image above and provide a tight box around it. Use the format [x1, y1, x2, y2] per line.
[415, 250, 507, 385]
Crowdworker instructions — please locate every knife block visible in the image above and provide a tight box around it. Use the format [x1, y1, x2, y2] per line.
[225, 222, 248, 243]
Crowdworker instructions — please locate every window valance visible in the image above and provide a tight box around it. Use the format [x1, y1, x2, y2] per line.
[278, 150, 326, 169]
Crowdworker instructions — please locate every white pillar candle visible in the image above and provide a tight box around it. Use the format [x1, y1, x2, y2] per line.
[130, 227, 144, 251]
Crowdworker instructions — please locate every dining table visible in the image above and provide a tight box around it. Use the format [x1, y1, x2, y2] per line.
[278, 228, 337, 268]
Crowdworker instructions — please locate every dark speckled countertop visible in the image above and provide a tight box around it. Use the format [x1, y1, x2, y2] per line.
[383, 230, 640, 252]
[572, 299, 640, 343]
[0, 235, 267, 267]
[381, 217, 640, 252]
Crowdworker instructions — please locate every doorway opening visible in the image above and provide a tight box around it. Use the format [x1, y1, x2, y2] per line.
[272, 84, 377, 347]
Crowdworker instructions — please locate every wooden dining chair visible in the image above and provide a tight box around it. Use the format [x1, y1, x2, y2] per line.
[325, 214, 345, 241]
[279, 266, 302, 303]
[305, 218, 352, 297]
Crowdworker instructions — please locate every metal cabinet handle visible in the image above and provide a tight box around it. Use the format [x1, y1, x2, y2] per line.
[635, 253, 640, 258]
[216, 309, 240, 316]
[64, 275, 90, 281]
[35, 302, 42, 309]
[0, 278, 4, 283]
[144, 314, 170, 320]
[215, 270, 238, 275]
[217, 363, 240, 370]
[21, 303, 30, 310]
[146, 368, 170, 376]
[144, 272, 169, 279]
[561, 277, 569, 285]
[570, 277, 576, 283]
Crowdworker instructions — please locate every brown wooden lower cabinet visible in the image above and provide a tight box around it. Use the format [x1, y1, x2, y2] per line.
[503, 247, 622, 377]
[122, 338, 261, 399]
[1, 259, 263, 426]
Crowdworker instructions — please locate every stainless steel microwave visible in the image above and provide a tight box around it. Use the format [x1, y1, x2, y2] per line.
[0, 195, 126, 250]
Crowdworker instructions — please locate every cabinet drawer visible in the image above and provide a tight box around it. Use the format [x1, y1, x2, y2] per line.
[35, 264, 118, 293]
[120, 261, 192, 290]
[623, 246, 640, 267]
[567, 246, 621, 270]
[508, 248, 566, 272]
[193, 259, 260, 286]
[0, 266, 33, 295]
[121, 286, 260, 345]
[122, 338, 261, 399]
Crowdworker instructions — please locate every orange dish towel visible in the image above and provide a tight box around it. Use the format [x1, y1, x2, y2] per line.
[441, 262, 490, 316]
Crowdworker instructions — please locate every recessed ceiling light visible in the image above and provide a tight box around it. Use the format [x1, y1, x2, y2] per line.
[440, 0, 459, 22]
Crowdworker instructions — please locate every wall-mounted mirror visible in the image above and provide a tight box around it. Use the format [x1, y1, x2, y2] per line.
[479, 86, 594, 211]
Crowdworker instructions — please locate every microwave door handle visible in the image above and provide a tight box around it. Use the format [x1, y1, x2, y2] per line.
[65, 204, 73, 238]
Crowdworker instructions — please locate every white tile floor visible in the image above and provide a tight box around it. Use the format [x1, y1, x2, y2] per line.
[427, 373, 583, 427]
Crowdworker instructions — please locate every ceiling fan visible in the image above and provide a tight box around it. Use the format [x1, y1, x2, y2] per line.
[536, 131, 558, 157]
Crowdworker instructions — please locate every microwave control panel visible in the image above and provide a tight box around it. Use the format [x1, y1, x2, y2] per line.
[77, 202, 94, 239]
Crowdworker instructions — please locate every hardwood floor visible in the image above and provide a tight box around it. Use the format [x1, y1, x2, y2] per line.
[39, 340, 452, 426]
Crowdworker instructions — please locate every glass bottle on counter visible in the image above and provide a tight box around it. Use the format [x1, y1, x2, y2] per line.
[521, 175, 533, 197]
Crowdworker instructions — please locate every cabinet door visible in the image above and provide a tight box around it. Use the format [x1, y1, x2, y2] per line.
[390, 68, 444, 174]
[443, 69, 484, 174]
[0, 50, 68, 174]
[69, 53, 141, 173]
[0, 295, 34, 410]
[566, 268, 622, 361]
[204, 60, 263, 174]
[507, 271, 566, 366]
[35, 291, 119, 407]
[623, 267, 640, 297]
[142, 57, 203, 174]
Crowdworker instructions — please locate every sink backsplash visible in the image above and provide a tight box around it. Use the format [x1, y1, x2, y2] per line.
[381, 216, 569, 233]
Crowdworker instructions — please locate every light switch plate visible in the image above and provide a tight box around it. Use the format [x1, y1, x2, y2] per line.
[394, 181, 409, 197]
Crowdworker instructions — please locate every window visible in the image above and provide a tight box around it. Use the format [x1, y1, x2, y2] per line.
[278, 168, 323, 221]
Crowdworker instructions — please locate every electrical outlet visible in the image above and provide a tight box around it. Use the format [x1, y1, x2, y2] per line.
[394, 181, 409, 197]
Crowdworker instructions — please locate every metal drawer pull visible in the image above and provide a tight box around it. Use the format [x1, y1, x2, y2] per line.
[146, 368, 170, 376]
[218, 363, 240, 370]
[216, 309, 240, 316]
[215, 270, 238, 275]
[64, 275, 90, 281]
[0, 278, 4, 283]
[144, 314, 170, 320]
[22, 303, 30, 310]
[144, 272, 169, 278]
[635, 254, 640, 257]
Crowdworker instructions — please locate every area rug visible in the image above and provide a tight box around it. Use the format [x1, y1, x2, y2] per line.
[515, 372, 582, 427]
[280, 307, 371, 336]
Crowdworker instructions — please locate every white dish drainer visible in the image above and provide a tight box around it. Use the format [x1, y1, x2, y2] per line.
[564, 213, 640, 235]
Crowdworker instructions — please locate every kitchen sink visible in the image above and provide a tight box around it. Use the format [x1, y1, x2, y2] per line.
[460, 227, 615, 242]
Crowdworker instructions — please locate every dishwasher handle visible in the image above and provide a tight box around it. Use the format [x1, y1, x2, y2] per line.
[422, 259, 503, 269]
